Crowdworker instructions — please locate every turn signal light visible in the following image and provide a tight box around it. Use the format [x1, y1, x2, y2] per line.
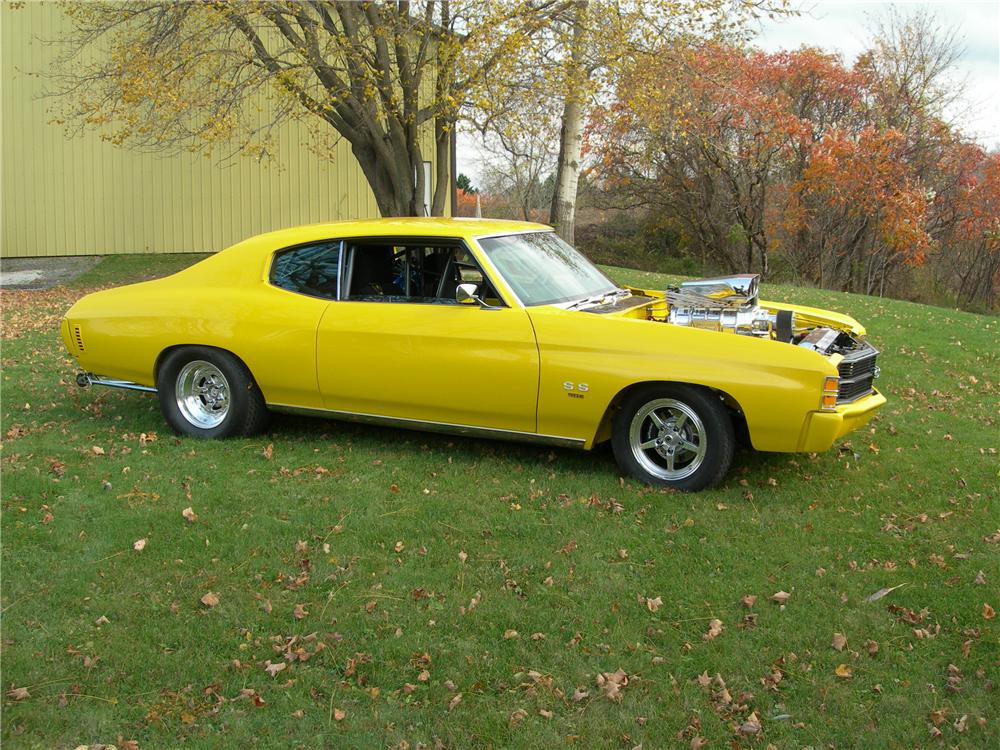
[820, 376, 840, 411]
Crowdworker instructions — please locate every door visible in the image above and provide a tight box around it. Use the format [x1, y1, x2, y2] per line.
[316, 239, 539, 433]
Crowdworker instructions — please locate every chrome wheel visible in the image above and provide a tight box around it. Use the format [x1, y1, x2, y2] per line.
[628, 398, 707, 481]
[175, 360, 230, 429]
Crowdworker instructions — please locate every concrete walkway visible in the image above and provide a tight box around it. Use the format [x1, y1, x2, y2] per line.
[0, 256, 101, 290]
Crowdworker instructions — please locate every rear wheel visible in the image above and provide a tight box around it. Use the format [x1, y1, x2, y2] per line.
[157, 346, 269, 438]
[611, 384, 734, 491]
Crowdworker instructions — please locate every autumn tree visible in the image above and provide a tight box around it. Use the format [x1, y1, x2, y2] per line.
[52, 0, 567, 217]
[468, 0, 792, 244]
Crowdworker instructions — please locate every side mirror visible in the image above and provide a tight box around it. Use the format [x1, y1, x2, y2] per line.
[456, 283, 479, 305]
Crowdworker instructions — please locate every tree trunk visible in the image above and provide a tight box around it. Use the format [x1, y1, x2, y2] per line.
[549, 1, 587, 245]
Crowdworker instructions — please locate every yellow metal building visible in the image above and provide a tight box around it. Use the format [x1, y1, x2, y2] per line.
[1, 2, 449, 258]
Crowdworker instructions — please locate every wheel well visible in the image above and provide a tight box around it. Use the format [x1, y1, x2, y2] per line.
[153, 344, 254, 388]
[593, 381, 745, 446]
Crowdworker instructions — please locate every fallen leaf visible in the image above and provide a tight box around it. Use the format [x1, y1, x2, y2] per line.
[645, 596, 663, 613]
[458, 550, 468, 563]
[509, 708, 528, 726]
[703, 618, 724, 641]
[503, 629, 520, 640]
[571, 687, 589, 702]
[865, 639, 879, 656]
[6, 687, 29, 701]
[770, 590, 791, 605]
[739, 712, 762, 735]
[690, 737, 708, 750]
[262, 443, 273, 460]
[864, 583, 906, 603]
[200, 592, 220, 607]
[954, 714, 968, 733]
[394, 541, 405, 553]
[91, 445, 105, 456]
[264, 660, 287, 677]
[333, 707, 346, 721]
[291, 709, 305, 719]
[94, 615, 110, 627]
[448, 693, 463, 711]
[133, 538, 147, 552]
[182, 507, 197, 523]
[831, 632, 847, 652]
[974, 570, 986, 585]
[983, 603, 995, 620]
[293, 603, 308, 620]
[741, 595, 757, 608]
[835, 664, 853, 679]
[539, 709, 554, 719]
[294, 540, 308, 554]
[596, 669, 629, 701]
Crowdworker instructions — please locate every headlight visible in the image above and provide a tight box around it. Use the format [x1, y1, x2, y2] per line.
[820, 376, 839, 411]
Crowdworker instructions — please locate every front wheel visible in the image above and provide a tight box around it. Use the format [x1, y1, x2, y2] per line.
[157, 346, 269, 438]
[611, 384, 734, 491]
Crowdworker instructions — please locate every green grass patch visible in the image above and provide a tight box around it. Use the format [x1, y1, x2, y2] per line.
[2, 255, 997, 748]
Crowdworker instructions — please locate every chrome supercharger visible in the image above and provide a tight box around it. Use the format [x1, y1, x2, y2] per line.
[664, 274, 795, 341]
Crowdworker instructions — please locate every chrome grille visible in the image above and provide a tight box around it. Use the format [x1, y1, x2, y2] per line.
[837, 340, 879, 403]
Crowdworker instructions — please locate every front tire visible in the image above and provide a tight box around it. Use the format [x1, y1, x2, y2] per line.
[611, 384, 734, 491]
[157, 346, 269, 438]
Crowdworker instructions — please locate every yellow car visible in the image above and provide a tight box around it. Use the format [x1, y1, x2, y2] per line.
[62, 218, 885, 491]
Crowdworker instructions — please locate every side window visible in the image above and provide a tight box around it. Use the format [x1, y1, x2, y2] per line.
[270, 241, 342, 300]
[345, 241, 502, 305]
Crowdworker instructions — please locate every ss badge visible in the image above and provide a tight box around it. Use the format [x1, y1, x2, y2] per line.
[563, 381, 589, 399]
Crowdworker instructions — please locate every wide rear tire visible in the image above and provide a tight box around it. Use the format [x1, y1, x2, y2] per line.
[157, 346, 269, 438]
[611, 384, 734, 491]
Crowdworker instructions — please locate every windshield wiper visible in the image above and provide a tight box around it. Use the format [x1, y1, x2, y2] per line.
[565, 288, 630, 310]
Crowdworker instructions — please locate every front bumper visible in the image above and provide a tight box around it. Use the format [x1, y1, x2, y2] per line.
[797, 389, 887, 452]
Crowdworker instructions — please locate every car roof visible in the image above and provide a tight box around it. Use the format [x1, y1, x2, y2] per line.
[244, 217, 551, 251]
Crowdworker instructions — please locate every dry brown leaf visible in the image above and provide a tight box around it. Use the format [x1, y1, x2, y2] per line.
[293, 603, 308, 620]
[739, 712, 762, 735]
[865, 639, 879, 656]
[539, 709, 554, 719]
[458, 550, 468, 563]
[831, 632, 847, 652]
[6, 687, 29, 701]
[703, 618, 724, 641]
[503, 629, 520, 640]
[291, 709, 305, 719]
[571, 687, 589, 702]
[695, 671, 711, 688]
[530, 632, 546, 641]
[200, 591, 220, 607]
[596, 669, 629, 701]
[645, 596, 663, 613]
[448, 693, 463, 711]
[133, 538, 147, 552]
[394, 541, 405, 553]
[94, 615, 110, 627]
[740, 595, 757, 608]
[261, 599, 273, 614]
[182, 507, 197, 523]
[974, 570, 986, 585]
[770, 590, 791, 605]
[983, 602, 995, 619]
[690, 737, 708, 750]
[294, 540, 308, 554]
[834, 664, 853, 679]
[262, 443, 273, 460]
[333, 707, 346, 721]
[417, 669, 431, 682]
[264, 660, 287, 677]
[509, 708, 528, 726]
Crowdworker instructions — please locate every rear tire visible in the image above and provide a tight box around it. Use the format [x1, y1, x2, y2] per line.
[157, 346, 269, 438]
[611, 384, 734, 491]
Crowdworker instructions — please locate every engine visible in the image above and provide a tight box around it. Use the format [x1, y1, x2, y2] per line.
[665, 274, 795, 342]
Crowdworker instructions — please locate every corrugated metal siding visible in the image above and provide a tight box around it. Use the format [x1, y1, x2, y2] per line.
[1, 3, 446, 258]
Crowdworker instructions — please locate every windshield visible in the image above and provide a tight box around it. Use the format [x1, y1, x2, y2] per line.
[477, 231, 618, 306]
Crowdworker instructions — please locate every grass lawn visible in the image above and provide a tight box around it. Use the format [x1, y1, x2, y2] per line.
[2, 254, 997, 749]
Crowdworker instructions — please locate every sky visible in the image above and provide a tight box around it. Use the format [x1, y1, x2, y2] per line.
[456, 0, 1000, 183]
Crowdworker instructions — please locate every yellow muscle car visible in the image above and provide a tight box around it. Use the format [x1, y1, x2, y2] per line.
[62, 218, 886, 491]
